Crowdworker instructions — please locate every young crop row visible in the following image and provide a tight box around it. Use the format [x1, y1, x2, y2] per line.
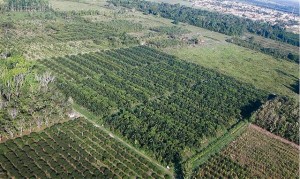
[0, 118, 171, 178]
[191, 153, 252, 178]
[191, 125, 299, 178]
[221, 126, 298, 178]
[39, 46, 268, 165]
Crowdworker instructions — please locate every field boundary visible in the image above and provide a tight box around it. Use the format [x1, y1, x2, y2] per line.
[249, 124, 299, 150]
[183, 121, 249, 178]
[72, 103, 174, 176]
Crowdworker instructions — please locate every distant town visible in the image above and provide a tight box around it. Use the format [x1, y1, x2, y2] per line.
[191, 0, 300, 34]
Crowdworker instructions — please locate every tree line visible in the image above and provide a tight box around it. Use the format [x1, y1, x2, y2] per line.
[109, 0, 299, 46]
[251, 96, 299, 144]
[3, 0, 50, 11]
[226, 37, 299, 63]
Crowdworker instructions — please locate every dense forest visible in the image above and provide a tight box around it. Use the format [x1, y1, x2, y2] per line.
[252, 96, 299, 144]
[40, 46, 268, 165]
[109, 0, 299, 46]
[226, 37, 299, 63]
[0, 55, 70, 141]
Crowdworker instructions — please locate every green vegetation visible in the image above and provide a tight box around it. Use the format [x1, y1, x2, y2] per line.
[3, 0, 50, 11]
[72, 103, 172, 176]
[252, 96, 299, 144]
[227, 37, 299, 63]
[110, 0, 299, 46]
[39, 46, 268, 166]
[49, 18, 140, 44]
[184, 121, 248, 177]
[49, 0, 109, 11]
[165, 44, 299, 99]
[149, 26, 190, 36]
[192, 125, 299, 178]
[0, 0, 298, 178]
[0, 55, 70, 141]
[0, 118, 172, 178]
[0, 7, 142, 60]
[191, 153, 253, 178]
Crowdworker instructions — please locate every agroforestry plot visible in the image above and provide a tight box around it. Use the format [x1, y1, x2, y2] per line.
[39, 46, 268, 164]
[0, 118, 171, 178]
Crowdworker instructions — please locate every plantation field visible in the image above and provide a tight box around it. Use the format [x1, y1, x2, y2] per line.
[165, 43, 299, 99]
[0, 118, 172, 178]
[0, 0, 299, 178]
[38, 46, 268, 165]
[192, 124, 299, 178]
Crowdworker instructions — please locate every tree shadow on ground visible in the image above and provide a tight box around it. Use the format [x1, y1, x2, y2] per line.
[173, 153, 184, 179]
[241, 100, 263, 119]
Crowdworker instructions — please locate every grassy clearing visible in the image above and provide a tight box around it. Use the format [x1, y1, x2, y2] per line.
[164, 43, 299, 99]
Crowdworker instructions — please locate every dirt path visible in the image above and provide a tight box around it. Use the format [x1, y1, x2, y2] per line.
[249, 124, 299, 150]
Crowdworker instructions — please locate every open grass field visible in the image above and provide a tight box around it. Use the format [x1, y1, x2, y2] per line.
[164, 43, 299, 99]
[192, 124, 299, 178]
[0, 118, 172, 178]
